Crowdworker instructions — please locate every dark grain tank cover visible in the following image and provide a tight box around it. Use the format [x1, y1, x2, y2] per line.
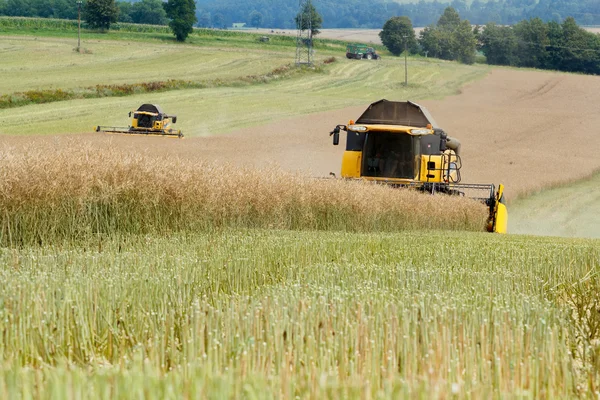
[355, 99, 439, 129]
[136, 104, 164, 114]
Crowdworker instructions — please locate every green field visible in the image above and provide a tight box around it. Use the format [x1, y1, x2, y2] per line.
[0, 26, 487, 136]
[0, 55, 486, 136]
[0, 36, 293, 95]
[1, 230, 598, 398]
[1, 22, 599, 399]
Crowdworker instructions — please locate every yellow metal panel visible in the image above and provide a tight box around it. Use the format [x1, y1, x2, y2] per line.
[494, 184, 508, 233]
[419, 155, 443, 182]
[341, 151, 362, 178]
[494, 203, 508, 234]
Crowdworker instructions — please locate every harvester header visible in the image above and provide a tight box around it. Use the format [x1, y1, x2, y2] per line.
[95, 104, 183, 138]
[329, 99, 508, 233]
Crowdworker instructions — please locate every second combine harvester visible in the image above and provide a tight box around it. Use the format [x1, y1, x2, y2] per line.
[95, 104, 183, 138]
[329, 100, 508, 233]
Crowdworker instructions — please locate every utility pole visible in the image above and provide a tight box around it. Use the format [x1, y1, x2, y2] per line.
[77, 0, 82, 51]
[402, 35, 408, 86]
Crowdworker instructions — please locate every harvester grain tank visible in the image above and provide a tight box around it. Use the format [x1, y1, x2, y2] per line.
[95, 104, 183, 138]
[328, 100, 508, 233]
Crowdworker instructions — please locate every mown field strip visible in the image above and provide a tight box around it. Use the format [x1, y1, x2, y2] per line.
[0, 57, 488, 136]
[0, 36, 292, 94]
[509, 172, 600, 239]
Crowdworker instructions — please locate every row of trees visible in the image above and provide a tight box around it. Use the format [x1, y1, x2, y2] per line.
[194, 0, 600, 29]
[379, 7, 600, 74]
[5, 0, 600, 30]
[72, 0, 196, 41]
[480, 17, 600, 75]
[0, 0, 193, 31]
[380, 8, 477, 64]
[116, 0, 167, 25]
[85, 0, 319, 40]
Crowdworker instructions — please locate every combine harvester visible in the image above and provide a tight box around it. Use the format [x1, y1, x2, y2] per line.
[95, 104, 183, 138]
[329, 100, 507, 233]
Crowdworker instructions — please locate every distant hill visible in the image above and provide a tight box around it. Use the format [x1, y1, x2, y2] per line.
[1, 0, 598, 29]
[196, 0, 600, 29]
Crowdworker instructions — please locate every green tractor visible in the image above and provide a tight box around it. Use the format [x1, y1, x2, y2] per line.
[346, 43, 380, 60]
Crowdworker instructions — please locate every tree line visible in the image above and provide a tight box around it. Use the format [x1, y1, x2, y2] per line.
[195, 0, 600, 29]
[379, 7, 600, 75]
[3, 0, 600, 29]
[0, 0, 168, 25]
[479, 17, 600, 74]
[380, 8, 478, 64]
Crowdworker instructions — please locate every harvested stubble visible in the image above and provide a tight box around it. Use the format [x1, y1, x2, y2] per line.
[0, 142, 487, 245]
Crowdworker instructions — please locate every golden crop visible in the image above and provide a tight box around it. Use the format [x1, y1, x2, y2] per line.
[0, 141, 487, 246]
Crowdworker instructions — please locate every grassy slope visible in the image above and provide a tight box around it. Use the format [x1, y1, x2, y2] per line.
[1, 230, 598, 398]
[0, 22, 487, 136]
[0, 38, 487, 136]
[0, 36, 293, 94]
[509, 172, 600, 239]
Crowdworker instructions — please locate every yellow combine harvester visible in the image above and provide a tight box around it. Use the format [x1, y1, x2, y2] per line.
[95, 104, 183, 138]
[329, 100, 507, 233]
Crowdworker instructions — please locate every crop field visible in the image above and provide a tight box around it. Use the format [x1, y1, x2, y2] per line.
[1, 22, 600, 399]
[0, 143, 487, 246]
[1, 229, 599, 398]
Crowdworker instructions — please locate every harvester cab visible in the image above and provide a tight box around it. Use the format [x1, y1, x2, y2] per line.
[329, 100, 508, 233]
[95, 104, 183, 138]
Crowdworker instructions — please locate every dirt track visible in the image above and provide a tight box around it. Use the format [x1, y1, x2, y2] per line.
[4, 67, 600, 204]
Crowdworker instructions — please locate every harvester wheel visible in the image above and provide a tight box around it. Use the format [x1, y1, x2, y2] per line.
[366, 53, 373, 60]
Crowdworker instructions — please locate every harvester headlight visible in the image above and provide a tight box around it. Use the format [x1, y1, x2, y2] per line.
[349, 125, 367, 132]
[410, 129, 431, 135]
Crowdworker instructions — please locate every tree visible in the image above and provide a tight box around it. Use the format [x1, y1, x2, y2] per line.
[131, 0, 168, 25]
[418, 7, 476, 64]
[419, 25, 443, 58]
[164, 0, 196, 42]
[117, 1, 133, 23]
[379, 16, 418, 56]
[212, 12, 225, 29]
[295, 0, 322, 37]
[454, 20, 477, 64]
[84, 0, 119, 31]
[437, 6, 461, 32]
[197, 11, 211, 28]
[513, 17, 549, 68]
[249, 10, 263, 29]
[480, 23, 519, 66]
